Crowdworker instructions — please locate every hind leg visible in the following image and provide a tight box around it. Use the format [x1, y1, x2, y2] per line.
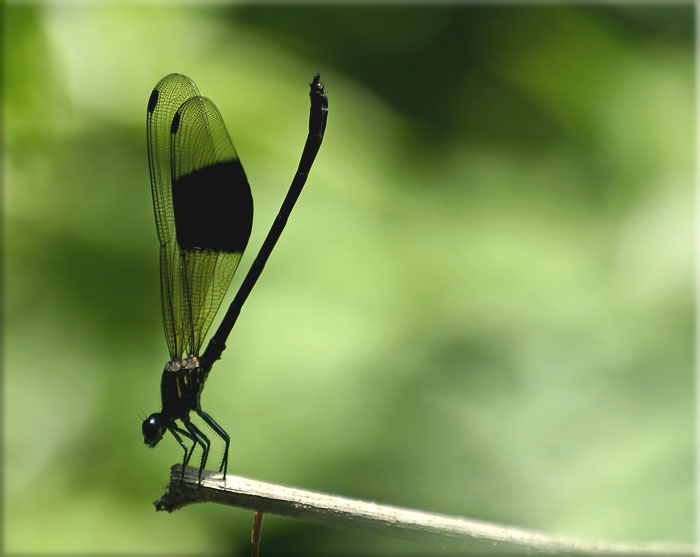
[196, 409, 230, 478]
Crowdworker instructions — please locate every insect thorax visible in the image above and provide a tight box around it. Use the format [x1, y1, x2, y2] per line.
[160, 354, 208, 417]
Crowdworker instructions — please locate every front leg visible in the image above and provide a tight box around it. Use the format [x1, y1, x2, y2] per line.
[167, 424, 197, 481]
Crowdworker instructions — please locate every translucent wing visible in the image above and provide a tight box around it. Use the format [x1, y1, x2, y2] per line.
[169, 95, 253, 357]
[147, 74, 200, 358]
[146, 74, 252, 359]
[147, 74, 200, 247]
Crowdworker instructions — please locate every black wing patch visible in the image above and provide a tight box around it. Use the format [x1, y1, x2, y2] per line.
[171, 97, 253, 254]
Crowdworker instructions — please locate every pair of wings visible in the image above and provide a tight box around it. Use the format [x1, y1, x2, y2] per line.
[146, 73, 253, 360]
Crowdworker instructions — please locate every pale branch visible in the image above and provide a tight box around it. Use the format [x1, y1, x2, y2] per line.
[154, 465, 696, 557]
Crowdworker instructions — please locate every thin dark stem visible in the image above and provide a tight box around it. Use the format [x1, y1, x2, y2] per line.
[250, 511, 264, 557]
[200, 74, 328, 372]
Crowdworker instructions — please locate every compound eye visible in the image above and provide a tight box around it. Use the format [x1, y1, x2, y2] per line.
[142, 415, 163, 447]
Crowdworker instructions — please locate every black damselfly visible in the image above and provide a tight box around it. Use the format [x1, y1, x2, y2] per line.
[142, 73, 328, 481]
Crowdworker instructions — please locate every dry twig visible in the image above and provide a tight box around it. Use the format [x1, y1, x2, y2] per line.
[154, 465, 696, 557]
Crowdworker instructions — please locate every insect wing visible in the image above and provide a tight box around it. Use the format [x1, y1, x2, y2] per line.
[147, 73, 200, 359]
[147, 73, 200, 247]
[169, 96, 253, 356]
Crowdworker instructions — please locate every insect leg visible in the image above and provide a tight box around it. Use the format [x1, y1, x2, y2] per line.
[168, 424, 197, 481]
[172, 425, 198, 465]
[183, 417, 210, 484]
[196, 409, 230, 477]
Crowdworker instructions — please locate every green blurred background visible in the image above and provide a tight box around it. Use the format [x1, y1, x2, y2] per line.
[3, 3, 694, 555]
